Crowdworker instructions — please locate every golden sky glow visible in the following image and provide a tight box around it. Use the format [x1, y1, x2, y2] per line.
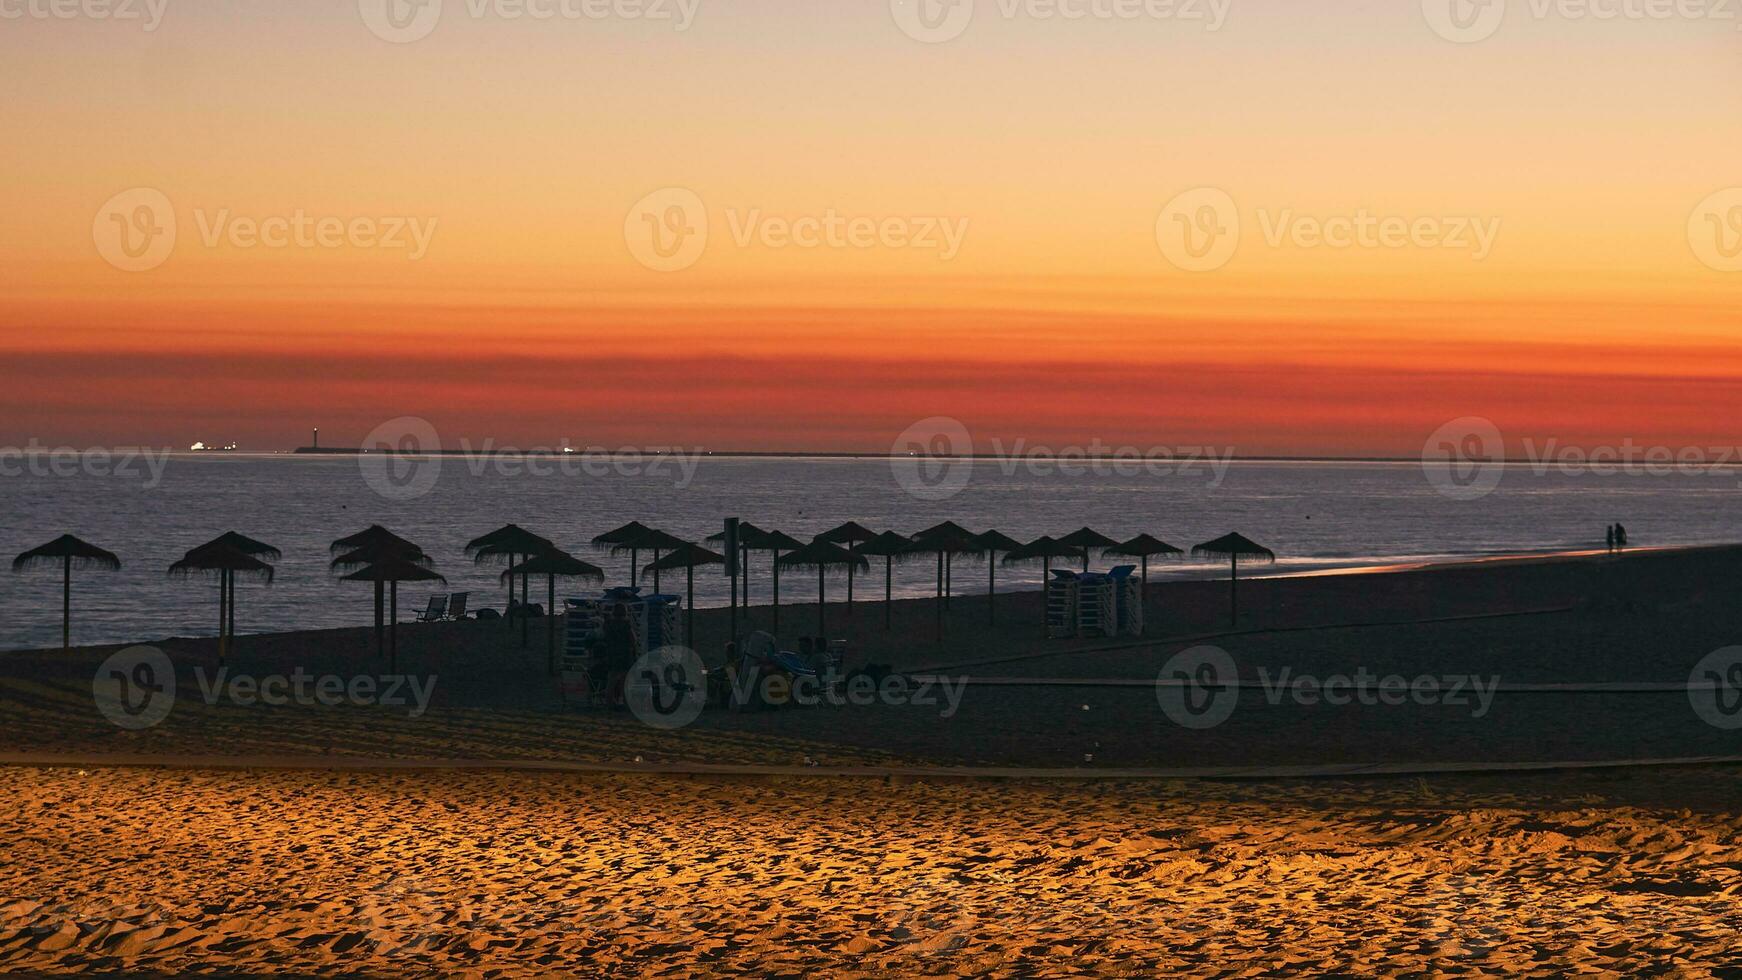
[2, 1, 1739, 453]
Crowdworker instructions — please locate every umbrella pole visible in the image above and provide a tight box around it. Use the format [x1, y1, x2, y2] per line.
[653, 549, 661, 595]
[390, 579, 399, 673]
[520, 568, 530, 648]
[817, 566, 826, 636]
[547, 574, 557, 676]
[935, 552, 944, 640]
[1230, 553, 1239, 627]
[687, 563, 696, 648]
[62, 556, 71, 653]
[988, 552, 996, 626]
[884, 556, 892, 631]
[218, 571, 228, 667]
[1042, 557, 1051, 638]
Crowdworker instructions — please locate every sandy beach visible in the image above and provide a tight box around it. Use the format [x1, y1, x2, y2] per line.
[1, 765, 1738, 976]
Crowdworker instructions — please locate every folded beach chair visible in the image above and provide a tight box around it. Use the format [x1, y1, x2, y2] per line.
[413, 594, 448, 623]
[446, 592, 470, 620]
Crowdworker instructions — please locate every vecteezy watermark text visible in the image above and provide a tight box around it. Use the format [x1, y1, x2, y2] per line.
[357, 416, 706, 502]
[360, 0, 701, 43]
[1424, 416, 1742, 501]
[1156, 188, 1502, 272]
[1423, 0, 1741, 45]
[889, 417, 1234, 501]
[624, 188, 969, 272]
[891, 0, 1231, 44]
[0, 0, 169, 30]
[0, 442, 172, 488]
[193, 667, 438, 718]
[1155, 646, 1502, 729]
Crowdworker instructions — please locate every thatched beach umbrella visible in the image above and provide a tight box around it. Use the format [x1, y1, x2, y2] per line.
[504, 551, 604, 675]
[1059, 528, 1120, 573]
[817, 521, 877, 615]
[193, 532, 281, 641]
[1002, 536, 1086, 636]
[1107, 534, 1183, 591]
[747, 529, 805, 633]
[592, 521, 653, 586]
[342, 557, 446, 672]
[1192, 533, 1276, 627]
[973, 530, 1023, 626]
[170, 544, 275, 666]
[11, 535, 121, 652]
[909, 523, 984, 611]
[332, 526, 418, 656]
[469, 524, 554, 645]
[856, 531, 913, 630]
[776, 540, 869, 636]
[644, 542, 723, 647]
[333, 538, 431, 657]
[616, 528, 688, 595]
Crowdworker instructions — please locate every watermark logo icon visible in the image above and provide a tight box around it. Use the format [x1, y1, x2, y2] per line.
[359, 417, 443, 501]
[1156, 645, 1238, 729]
[1689, 647, 1742, 730]
[1422, 416, 1505, 501]
[93, 645, 176, 730]
[1156, 188, 1239, 272]
[624, 645, 707, 730]
[1422, 0, 1506, 43]
[94, 188, 176, 273]
[1689, 188, 1742, 273]
[360, 0, 443, 42]
[891, 0, 975, 42]
[890, 416, 974, 501]
[625, 187, 708, 272]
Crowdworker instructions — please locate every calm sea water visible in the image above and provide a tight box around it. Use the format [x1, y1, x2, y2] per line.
[3, 453, 1737, 650]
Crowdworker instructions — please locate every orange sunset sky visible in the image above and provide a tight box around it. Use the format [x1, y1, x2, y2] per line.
[2, 1, 1739, 454]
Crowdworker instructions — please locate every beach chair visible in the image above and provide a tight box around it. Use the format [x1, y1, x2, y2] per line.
[446, 592, 470, 620]
[413, 594, 448, 623]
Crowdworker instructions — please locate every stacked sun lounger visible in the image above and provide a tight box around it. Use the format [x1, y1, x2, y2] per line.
[1046, 572, 1077, 638]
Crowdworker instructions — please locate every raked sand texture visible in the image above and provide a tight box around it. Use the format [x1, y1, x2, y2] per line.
[1, 766, 1739, 976]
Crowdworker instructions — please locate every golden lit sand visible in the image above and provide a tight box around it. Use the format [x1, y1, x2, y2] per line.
[1, 766, 1738, 976]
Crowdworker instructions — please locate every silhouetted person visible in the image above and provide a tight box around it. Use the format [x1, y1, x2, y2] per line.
[601, 605, 635, 704]
[1606, 525, 1615, 553]
[1616, 523, 1628, 551]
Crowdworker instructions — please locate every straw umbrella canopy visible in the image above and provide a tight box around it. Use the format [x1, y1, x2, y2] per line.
[907, 524, 984, 611]
[855, 531, 913, 630]
[1107, 534, 1184, 590]
[776, 541, 869, 637]
[1192, 533, 1276, 627]
[591, 521, 654, 586]
[170, 544, 275, 666]
[1058, 528, 1120, 573]
[746, 529, 805, 634]
[614, 528, 689, 595]
[192, 532, 281, 641]
[331, 526, 418, 655]
[332, 538, 431, 657]
[1001, 536, 1086, 581]
[973, 530, 1023, 626]
[503, 551, 604, 675]
[817, 521, 878, 614]
[342, 557, 446, 671]
[469, 525, 555, 644]
[11, 535, 121, 653]
[644, 542, 723, 647]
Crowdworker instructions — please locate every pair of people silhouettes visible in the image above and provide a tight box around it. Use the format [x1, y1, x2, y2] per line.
[1605, 523, 1628, 553]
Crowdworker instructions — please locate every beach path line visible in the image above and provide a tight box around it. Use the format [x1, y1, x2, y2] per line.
[2, 753, 1738, 782]
[906, 604, 1579, 676]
